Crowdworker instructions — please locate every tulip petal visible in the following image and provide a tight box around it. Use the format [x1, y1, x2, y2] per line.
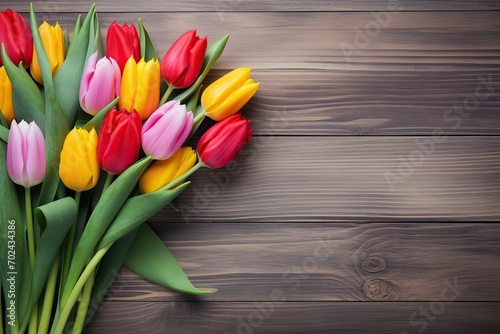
[6, 120, 24, 185]
[202, 68, 252, 110]
[84, 58, 120, 115]
[207, 81, 260, 121]
[142, 101, 193, 160]
[197, 114, 252, 169]
[79, 51, 98, 107]
[25, 121, 46, 186]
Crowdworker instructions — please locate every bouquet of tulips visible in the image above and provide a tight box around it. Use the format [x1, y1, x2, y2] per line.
[0, 4, 259, 334]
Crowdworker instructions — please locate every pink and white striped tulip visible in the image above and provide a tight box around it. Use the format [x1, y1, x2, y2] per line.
[6, 120, 46, 188]
[79, 52, 121, 116]
[141, 100, 193, 160]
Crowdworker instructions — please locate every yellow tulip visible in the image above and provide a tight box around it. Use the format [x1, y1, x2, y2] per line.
[119, 56, 160, 120]
[30, 22, 65, 84]
[59, 127, 100, 191]
[0, 66, 15, 124]
[201, 67, 260, 121]
[139, 146, 196, 194]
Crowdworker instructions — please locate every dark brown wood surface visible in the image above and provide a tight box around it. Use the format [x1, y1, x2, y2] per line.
[8, 0, 500, 333]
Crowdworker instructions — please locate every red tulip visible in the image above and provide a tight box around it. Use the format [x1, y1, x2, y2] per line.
[197, 114, 253, 169]
[0, 9, 33, 67]
[97, 107, 142, 174]
[160, 30, 207, 89]
[106, 21, 140, 72]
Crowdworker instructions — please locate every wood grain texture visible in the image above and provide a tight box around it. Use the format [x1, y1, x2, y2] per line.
[85, 301, 500, 334]
[12, 11, 500, 135]
[6, 1, 500, 13]
[5, 0, 500, 333]
[147, 136, 500, 222]
[102, 223, 500, 302]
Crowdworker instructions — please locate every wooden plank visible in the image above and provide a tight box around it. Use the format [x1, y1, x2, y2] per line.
[7, 1, 500, 13]
[144, 136, 500, 223]
[84, 301, 500, 334]
[103, 223, 500, 302]
[17, 12, 500, 62]
[239, 69, 500, 136]
[11, 11, 500, 134]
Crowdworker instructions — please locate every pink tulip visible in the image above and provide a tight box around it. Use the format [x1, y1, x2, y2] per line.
[141, 100, 193, 160]
[6, 120, 46, 187]
[79, 52, 121, 116]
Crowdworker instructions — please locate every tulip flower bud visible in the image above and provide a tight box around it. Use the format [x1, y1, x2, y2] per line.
[97, 108, 142, 174]
[0, 9, 33, 68]
[142, 100, 193, 160]
[6, 120, 45, 187]
[119, 56, 160, 120]
[30, 21, 65, 84]
[160, 30, 207, 89]
[201, 67, 259, 121]
[106, 21, 140, 72]
[80, 52, 121, 116]
[0, 66, 14, 124]
[59, 127, 100, 191]
[197, 114, 252, 169]
[139, 146, 196, 193]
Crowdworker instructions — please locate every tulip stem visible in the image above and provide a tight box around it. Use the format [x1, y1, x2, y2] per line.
[160, 84, 174, 105]
[26, 187, 37, 334]
[193, 112, 206, 125]
[37, 254, 59, 334]
[103, 172, 114, 194]
[71, 262, 96, 334]
[62, 191, 81, 287]
[25, 187, 36, 267]
[53, 244, 112, 334]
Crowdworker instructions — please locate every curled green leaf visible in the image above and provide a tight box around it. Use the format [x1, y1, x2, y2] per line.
[19, 198, 77, 327]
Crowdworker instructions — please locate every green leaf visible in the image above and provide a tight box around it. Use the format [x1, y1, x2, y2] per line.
[0, 123, 8, 143]
[0, 140, 33, 333]
[186, 84, 202, 114]
[0, 110, 7, 127]
[66, 14, 82, 56]
[86, 228, 139, 327]
[138, 18, 157, 61]
[82, 97, 119, 132]
[1, 45, 45, 128]
[125, 224, 214, 295]
[173, 34, 230, 102]
[30, 5, 70, 206]
[60, 156, 152, 308]
[189, 104, 206, 140]
[20, 198, 77, 328]
[53, 4, 96, 126]
[86, 8, 103, 60]
[97, 182, 190, 249]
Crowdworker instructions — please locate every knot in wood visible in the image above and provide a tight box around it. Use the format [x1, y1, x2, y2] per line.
[362, 279, 399, 301]
[361, 256, 386, 273]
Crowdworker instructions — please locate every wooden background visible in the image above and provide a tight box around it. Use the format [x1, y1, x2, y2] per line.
[7, 0, 500, 333]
